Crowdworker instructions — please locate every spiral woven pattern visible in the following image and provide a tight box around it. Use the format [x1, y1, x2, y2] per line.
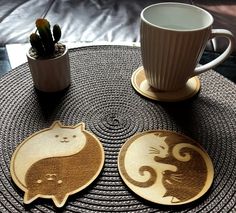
[0, 46, 235, 212]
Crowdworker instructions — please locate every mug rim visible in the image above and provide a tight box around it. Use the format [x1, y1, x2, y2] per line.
[140, 2, 214, 32]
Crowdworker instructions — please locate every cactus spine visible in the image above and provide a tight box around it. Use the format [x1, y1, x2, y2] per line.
[30, 19, 62, 57]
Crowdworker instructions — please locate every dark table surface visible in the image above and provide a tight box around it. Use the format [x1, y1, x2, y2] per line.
[0, 45, 235, 212]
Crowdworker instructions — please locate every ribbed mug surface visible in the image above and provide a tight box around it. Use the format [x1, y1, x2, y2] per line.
[140, 3, 222, 91]
[141, 22, 211, 91]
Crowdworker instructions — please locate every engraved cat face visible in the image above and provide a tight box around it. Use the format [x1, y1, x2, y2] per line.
[118, 131, 212, 205]
[162, 170, 183, 185]
[30, 172, 64, 194]
[19, 122, 104, 207]
[161, 170, 185, 203]
[48, 122, 86, 151]
[149, 133, 169, 158]
[25, 162, 68, 206]
[12, 121, 87, 189]
[155, 138, 208, 203]
[36, 173, 63, 186]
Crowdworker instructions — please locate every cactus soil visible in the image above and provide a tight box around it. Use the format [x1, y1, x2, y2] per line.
[28, 43, 66, 59]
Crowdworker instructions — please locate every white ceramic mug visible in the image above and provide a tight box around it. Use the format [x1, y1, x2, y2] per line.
[141, 3, 234, 91]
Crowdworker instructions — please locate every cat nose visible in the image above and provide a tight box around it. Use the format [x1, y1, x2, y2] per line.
[60, 137, 69, 143]
[45, 173, 57, 180]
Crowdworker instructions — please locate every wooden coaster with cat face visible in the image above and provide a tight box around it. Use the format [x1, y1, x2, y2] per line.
[131, 67, 201, 102]
[10, 121, 105, 208]
[118, 130, 214, 205]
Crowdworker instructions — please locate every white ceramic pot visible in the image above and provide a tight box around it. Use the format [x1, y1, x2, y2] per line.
[26, 46, 71, 92]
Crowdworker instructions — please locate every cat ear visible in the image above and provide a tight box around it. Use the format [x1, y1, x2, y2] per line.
[52, 194, 68, 208]
[23, 191, 39, 204]
[74, 122, 85, 131]
[50, 121, 63, 129]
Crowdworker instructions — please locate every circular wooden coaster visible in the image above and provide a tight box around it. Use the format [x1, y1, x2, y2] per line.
[10, 121, 105, 208]
[131, 67, 201, 102]
[118, 130, 214, 205]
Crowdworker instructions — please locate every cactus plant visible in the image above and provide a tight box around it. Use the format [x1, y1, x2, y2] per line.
[29, 18, 62, 58]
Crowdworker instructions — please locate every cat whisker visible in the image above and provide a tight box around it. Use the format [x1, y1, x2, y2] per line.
[171, 173, 183, 177]
[149, 151, 160, 155]
[149, 146, 158, 151]
[149, 147, 160, 154]
[171, 177, 182, 183]
[171, 174, 183, 178]
[171, 176, 183, 181]
[172, 176, 183, 181]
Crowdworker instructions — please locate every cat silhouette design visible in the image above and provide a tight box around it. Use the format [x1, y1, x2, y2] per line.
[152, 132, 208, 203]
[10, 121, 104, 207]
[118, 130, 214, 205]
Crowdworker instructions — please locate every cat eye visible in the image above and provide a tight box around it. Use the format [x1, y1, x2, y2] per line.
[57, 180, 63, 184]
[36, 179, 42, 184]
[165, 180, 172, 184]
[73, 135, 76, 138]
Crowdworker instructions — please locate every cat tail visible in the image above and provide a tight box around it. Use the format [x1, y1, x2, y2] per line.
[120, 165, 157, 187]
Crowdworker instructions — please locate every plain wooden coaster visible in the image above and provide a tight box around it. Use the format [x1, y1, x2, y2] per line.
[118, 130, 214, 205]
[10, 121, 105, 208]
[131, 67, 201, 102]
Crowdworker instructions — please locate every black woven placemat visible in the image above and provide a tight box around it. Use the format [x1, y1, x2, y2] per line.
[0, 45, 235, 212]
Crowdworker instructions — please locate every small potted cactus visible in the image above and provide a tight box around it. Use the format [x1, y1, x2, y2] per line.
[27, 18, 70, 92]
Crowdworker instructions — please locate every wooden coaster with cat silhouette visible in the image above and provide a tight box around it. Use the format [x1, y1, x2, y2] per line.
[10, 121, 105, 208]
[131, 67, 201, 102]
[118, 130, 214, 205]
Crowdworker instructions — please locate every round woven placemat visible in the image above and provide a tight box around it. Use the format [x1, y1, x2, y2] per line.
[0, 45, 235, 212]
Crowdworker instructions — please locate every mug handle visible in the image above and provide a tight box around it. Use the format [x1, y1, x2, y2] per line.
[192, 29, 234, 76]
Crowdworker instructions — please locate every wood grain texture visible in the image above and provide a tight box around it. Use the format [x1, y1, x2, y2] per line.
[118, 130, 214, 205]
[10, 121, 105, 208]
